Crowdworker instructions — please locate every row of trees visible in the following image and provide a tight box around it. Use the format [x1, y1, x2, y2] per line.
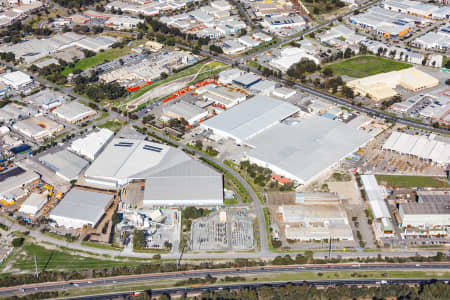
[0, 20, 53, 44]
[196, 281, 449, 300]
[52, 0, 101, 9]
[34, 61, 68, 85]
[72, 74, 127, 102]
[287, 58, 319, 79]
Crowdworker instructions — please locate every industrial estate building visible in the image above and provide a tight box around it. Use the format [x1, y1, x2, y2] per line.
[360, 175, 391, 220]
[349, 6, 421, 38]
[197, 85, 247, 109]
[383, 131, 450, 165]
[246, 115, 372, 185]
[382, 0, 450, 20]
[278, 192, 354, 241]
[0, 71, 33, 90]
[19, 192, 48, 216]
[39, 150, 90, 182]
[13, 115, 64, 141]
[347, 68, 439, 101]
[360, 175, 395, 242]
[201, 95, 299, 144]
[398, 191, 450, 238]
[24, 89, 68, 110]
[49, 189, 114, 229]
[413, 24, 450, 51]
[0, 166, 39, 204]
[270, 47, 320, 72]
[69, 128, 114, 161]
[202, 94, 372, 185]
[52, 101, 97, 124]
[84, 139, 223, 206]
[163, 101, 208, 125]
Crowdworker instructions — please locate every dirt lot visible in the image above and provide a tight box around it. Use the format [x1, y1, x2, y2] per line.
[126, 75, 194, 109]
[328, 181, 361, 205]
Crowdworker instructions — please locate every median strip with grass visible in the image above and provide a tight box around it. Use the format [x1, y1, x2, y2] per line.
[14, 270, 450, 299]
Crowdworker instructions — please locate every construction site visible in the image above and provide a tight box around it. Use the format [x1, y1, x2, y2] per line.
[190, 209, 255, 252]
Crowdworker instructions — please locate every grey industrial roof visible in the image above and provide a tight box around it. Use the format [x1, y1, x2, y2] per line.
[202, 95, 299, 142]
[417, 191, 450, 202]
[250, 80, 277, 92]
[360, 175, 391, 219]
[163, 101, 205, 120]
[39, 150, 89, 181]
[85, 138, 223, 203]
[0, 167, 39, 194]
[247, 115, 372, 184]
[25, 89, 67, 106]
[401, 200, 450, 215]
[233, 73, 261, 86]
[144, 166, 223, 202]
[53, 101, 95, 120]
[86, 138, 222, 186]
[50, 189, 113, 224]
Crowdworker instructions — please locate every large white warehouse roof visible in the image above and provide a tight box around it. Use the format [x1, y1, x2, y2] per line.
[84, 138, 223, 206]
[201, 95, 299, 143]
[246, 116, 372, 184]
[49, 189, 113, 229]
[69, 128, 114, 160]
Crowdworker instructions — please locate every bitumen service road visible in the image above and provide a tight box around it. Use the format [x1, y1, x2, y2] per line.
[0, 263, 449, 297]
[64, 278, 450, 300]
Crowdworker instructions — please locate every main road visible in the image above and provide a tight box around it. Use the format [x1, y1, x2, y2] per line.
[0, 263, 448, 297]
[63, 278, 450, 300]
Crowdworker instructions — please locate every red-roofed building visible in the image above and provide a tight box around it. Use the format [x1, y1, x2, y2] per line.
[271, 174, 291, 185]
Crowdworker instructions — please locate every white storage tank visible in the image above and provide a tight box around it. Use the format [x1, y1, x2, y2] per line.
[0, 126, 10, 136]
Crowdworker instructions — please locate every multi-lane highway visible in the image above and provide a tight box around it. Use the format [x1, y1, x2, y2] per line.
[65, 278, 450, 300]
[1, 263, 449, 298]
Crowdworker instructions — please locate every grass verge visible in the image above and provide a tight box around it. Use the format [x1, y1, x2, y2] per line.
[12, 243, 143, 272]
[80, 241, 121, 251]
[98, 119, 125, 132]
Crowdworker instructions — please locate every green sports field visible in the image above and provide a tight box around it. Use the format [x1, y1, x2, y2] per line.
[326, 56, 411, 78]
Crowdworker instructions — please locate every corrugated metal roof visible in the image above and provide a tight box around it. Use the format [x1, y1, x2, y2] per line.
[202, 95, 299, 142]
[50, 189, 113, 224]
[247, 115, 372, 184]
[144, 175, 222, 202]
[85, 139, 224, 204]
[360, 175, 391, 219]
[40, 150, 89, 181]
